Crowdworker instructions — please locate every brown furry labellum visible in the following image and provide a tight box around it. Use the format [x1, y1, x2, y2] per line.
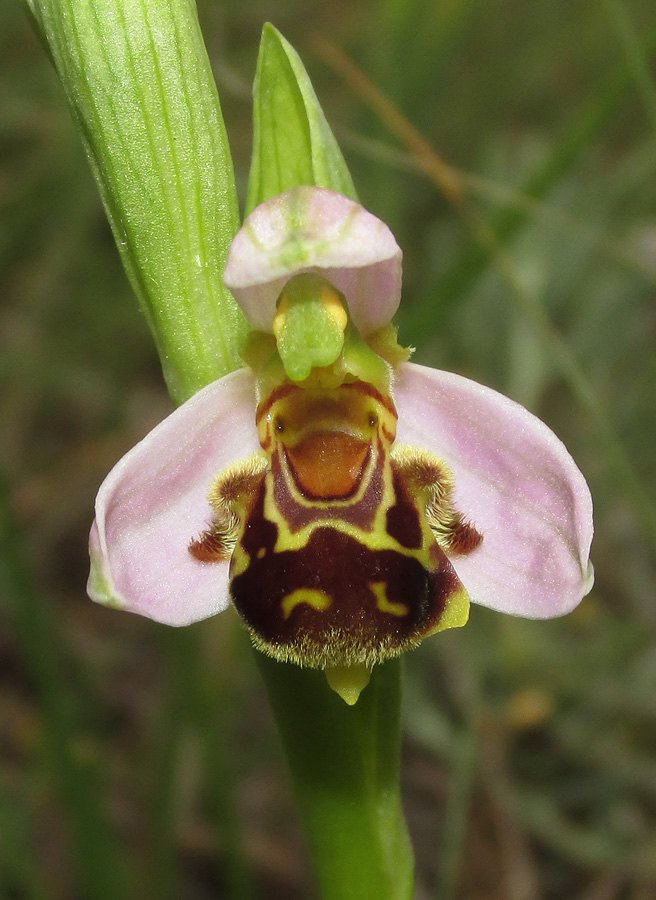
[189, 380, 482, 702]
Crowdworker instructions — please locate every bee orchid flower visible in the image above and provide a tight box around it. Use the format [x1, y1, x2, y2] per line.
[88, 187, 594, 704]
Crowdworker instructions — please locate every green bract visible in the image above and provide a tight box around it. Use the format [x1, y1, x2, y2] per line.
[25, 0, 247, 403]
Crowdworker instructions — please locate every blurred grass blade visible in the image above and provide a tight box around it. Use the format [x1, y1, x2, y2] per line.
[185, 626, 255, 900]
[518, 789, 656, 877]
[141, 626, 254, 900]
[376, 0, 476, 112]
[403, 23, 656, 335]
[602, 0, 656, 133]
[23, 0, 248, 402]
[0, 472, 130, 900]
[434, 729, 478, 900]
[246, 23, 357, 213]
[142, 630, 196, 900]
[0, 771, 49, 900]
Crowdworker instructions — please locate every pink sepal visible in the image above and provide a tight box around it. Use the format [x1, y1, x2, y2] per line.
[88, 369, 259, 626]
[394, 363, 594, 618]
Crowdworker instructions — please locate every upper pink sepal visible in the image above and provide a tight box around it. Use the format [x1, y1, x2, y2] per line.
[394, 363, 594, 619]
[87, 369, 259, 626]
[223, 187, 402, 335]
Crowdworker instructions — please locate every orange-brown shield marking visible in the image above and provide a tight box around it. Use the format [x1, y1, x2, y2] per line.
[285, 431, 370, 499]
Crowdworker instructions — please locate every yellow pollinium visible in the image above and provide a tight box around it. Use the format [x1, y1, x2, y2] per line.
[325, 664, 373, 706]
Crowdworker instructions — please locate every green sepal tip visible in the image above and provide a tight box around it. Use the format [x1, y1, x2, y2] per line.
[247, 23, 357, 213]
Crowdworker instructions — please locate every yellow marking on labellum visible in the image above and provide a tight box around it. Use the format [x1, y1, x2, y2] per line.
[229, 544, 251, 579]
[325, 664, 372, 706]
[426, 584, 470, 635]
[258, 384, 398, 556]
[281, 588, 332, 620]
[370, 581, 409, 617]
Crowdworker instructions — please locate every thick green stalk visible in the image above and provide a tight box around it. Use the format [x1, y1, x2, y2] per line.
[257, 655, 414, 900]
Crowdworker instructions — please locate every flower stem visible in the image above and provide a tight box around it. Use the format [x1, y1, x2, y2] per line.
[256, 653, 414, 900]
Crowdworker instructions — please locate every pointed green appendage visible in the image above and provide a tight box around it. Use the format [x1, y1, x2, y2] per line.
[24, 0, 248, 403]
[86, 550, 121, 610]
[247, 23, 358, 213]
[248, 27, 415, 900]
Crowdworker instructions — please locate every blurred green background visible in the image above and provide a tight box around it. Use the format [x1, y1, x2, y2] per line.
[2, 0, 656, 898]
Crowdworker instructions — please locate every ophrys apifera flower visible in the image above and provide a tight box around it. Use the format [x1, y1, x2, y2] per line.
[88, 187, 594, 703]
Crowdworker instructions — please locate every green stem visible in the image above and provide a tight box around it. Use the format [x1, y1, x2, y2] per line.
[256, 653, 414, 900]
